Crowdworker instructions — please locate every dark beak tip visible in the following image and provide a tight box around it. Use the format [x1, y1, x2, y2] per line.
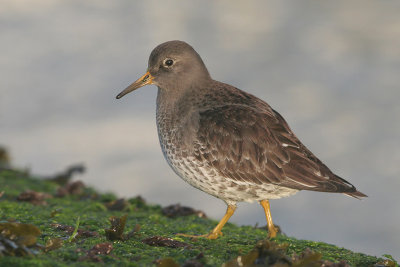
[116, 91, 128, 99]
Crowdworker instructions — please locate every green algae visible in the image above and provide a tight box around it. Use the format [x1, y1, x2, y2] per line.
[0, 169, 397, 266]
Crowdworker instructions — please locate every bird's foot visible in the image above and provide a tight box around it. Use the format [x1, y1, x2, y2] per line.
[206, 231, 223, 239]
[267, 226, 278, 239]
[176, 205, 235, 240]
[176, 231, 223, 240]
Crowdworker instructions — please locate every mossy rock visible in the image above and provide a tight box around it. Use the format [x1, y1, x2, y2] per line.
[0, 169, 397, 266]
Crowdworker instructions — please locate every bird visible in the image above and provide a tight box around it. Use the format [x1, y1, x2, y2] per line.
[116, 40, 366, 239]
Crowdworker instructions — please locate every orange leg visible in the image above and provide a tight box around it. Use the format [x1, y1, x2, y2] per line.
[260, 200, 278, 238]
[178, 204, 236, 239]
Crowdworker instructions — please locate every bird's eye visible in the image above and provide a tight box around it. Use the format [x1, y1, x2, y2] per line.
[164, 59, 174, 67]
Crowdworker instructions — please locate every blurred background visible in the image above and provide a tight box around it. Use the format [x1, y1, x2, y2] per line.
[1, 0, 399, 261]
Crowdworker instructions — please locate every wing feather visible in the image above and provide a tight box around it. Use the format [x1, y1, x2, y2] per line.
[194, 104, 359, 193]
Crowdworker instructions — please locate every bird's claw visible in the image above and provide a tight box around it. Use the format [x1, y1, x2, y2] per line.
[267, 226, 278, 239]
[205, 231, 223, 239]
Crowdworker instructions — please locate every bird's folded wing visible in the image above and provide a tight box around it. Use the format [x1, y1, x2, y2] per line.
[193, 104, 357, 193]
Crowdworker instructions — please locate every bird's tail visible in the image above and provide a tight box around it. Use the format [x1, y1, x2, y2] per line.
[344, 190, 367, 199]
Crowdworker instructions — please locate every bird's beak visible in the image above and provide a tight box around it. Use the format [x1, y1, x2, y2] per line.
[116, 71, 154, 99]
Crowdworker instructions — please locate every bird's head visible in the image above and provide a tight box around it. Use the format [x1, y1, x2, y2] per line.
[116, 40, 210, 99]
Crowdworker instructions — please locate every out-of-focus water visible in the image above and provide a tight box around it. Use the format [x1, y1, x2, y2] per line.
[1, 0, 399, 260]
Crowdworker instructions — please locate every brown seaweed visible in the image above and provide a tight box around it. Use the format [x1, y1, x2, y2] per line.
[162, 204, 207, 218]
[142, 236, 191, 249]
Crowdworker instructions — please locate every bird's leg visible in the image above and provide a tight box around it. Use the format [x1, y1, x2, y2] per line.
[260, 200, 278, 238]
[206, 204, 236, 239]
[177, 204, 236, 240]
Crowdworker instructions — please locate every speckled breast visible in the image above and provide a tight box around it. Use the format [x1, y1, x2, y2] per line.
[155, 96, 298, 204]
[155, 93, 233, 201]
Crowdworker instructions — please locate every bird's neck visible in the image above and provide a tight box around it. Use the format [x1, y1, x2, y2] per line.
[156, 78, 207, 108]
[156, 87, 191, 118]
[155, 84, 203, 130]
